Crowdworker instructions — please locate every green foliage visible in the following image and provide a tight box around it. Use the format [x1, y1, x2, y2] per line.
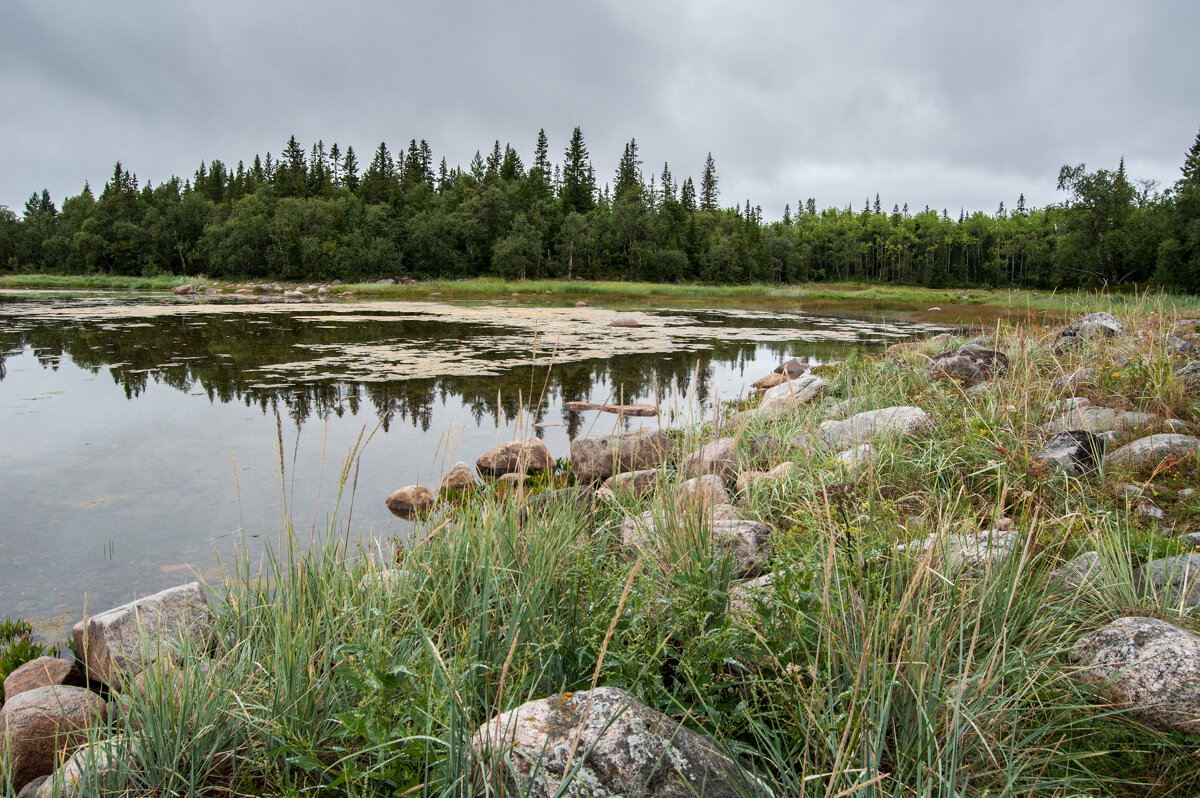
[0, 616, 58, 686]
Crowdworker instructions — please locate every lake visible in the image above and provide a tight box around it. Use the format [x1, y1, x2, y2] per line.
[0, 290, 952, 639]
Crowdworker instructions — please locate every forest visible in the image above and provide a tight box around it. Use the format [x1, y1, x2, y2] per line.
[1, 126, 1198, 291]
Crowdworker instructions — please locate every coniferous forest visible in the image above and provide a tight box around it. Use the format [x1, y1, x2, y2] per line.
[2, 126, 1199, 290]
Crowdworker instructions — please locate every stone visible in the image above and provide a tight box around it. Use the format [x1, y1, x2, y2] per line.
[573, 301, 587, 307]
[924, 345, 1009, 386]
[898, 529, 1019, 572]
[18, 776, 48, 798]
[1176, 360, 1200, 389]
[1059, 311, 1125, 340]
[476, 437, 554, 477]
[1163, 418, 1190, 434]
[521, 487, 595, 524]
[1136, 554, 1200, 609]
[471, 687, 756, 798]
[965, 381, 993, 395]
[1070, 617, 1200, 734]
[609, 317, 640, 328]
[72, 582, 212, 688]
[677, 474, 731, 506]
[817, 406, 932, 450]
[3, 658, 80, 703]
[620, 512, 763, 577]
[1049, 551, 1102, 591]
[1039, 406, 1158, 436]
[1053, 367, 1097, 390]
[1033, 430, 1106, 476]
[569, 429, 672, 484]
[1107, 434, 1200, 470]
[0, 685, 108, 793]
[496, 472, 531, 491]
[385, 485, 435, 519]
[232, 288, 255, 296]
[1045, 397, 1091, 415]
[832, 443, 874, 474]
[282, 290, 304, 300]
[681, 438, 739, 482]
[34, 740, 123, 797]
[735, 471, 766, 493]
[1136, 503, 1166, 521]
[602, 469, 659, 497]
[757, 374, 829, 413]
[728, 572, 777, 616]
[1167, 334, 1199, 357]
[773, 358, 808, 378]
[750, 372, 788, 390]
[437, 461, 476, 496]
[171, 284, 194, 296]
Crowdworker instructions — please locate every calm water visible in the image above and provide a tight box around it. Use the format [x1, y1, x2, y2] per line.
[0, 291, 950, 637]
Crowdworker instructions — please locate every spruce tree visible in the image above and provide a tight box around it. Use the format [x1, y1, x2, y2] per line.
[532, 129, 551, 177]
[1182, 126, 1200, 186]
[699, 153, 719, 211]
[329, 143, 341, 186]
[680, 177, 697, 212]
[486, 140, 503, 176]
[561, 126, 595, 214]
[342, 146, 359, 191]
[660, 162, 675, 203]
[613, 138, 642, 201]
[500, 144, 524, 181]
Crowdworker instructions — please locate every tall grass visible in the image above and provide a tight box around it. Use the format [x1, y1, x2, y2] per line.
[40, 290, 1200, 796]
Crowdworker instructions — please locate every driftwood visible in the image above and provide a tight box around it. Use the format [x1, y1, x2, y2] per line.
[562, 402, 659, 417]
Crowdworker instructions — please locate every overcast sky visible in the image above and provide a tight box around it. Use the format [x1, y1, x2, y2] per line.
[2, 0, 1198, 220]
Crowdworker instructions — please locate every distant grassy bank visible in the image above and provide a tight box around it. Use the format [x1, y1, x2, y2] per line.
[6, 272, 1200, 319]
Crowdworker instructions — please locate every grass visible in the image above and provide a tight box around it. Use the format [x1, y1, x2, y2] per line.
[10, 291, 1200, 796]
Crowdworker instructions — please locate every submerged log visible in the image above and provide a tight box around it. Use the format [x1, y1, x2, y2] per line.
[562, 401, 658, 417]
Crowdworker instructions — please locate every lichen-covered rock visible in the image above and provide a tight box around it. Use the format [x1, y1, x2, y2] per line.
[832, 443, 874, 474]
[1049, 551, 1102, 591]
[72, 582, 212, 688]
[1039, 406, 1157, 436]
[602, 469, 659, 497]
[472, 687, 758, 797]
[385, 485, 435, 519]
[681, 438, 739, 482]
[676, 474, 730, 506]
[757, 374, 829, 413]
[1033, 430, 1106, 476]
[3, 657, 81, 703]
[898, 529, 1019, 572]
[620, 515, 769, 578]
[1053, 367, 1097, 391]
[1070, 617, 1200, 734]
[1107, 434, 1200, 470]
[476, 437, 554, 477]
[570, 429, 673, 484]
[1135, 554, 1200, 609]
[437, 461, 476, 496]
[0, 685, 108, 793]
[924, 345, 1008, 386]
[1059, 311, 1125, 340]
[817, 406, 932, 450]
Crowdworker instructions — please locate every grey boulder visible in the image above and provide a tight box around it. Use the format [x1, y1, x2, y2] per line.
[1070, 617, 1200, 734]
[681, 438, 739, 483]
[1033, 430, 1105, 476]
[1107, 434, 1200, 470]
[570, 429, 673, 484]
[1135, 554, 1200, 609]
[1059, 311, 1125, 340]
[0, 685, 108, 793]
[471, 687, 759, 797]
[476, 437, 554, 477]
[817, 406, 932, 450]
[72, 582, 212, 687]
[924, 344, 1008, 386]
[1039, 406, 1157, 436]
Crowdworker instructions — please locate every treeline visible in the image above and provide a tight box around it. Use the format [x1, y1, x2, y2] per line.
[1, 126, 1198, 290]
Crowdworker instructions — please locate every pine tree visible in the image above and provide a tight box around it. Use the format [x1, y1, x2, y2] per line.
[438, 157, 450, 192]
[613, 138, 642, 201]
[783, 204, 791, 225]
[680, 177, 697, 212]
[873, 193, 882, 215]
[699, 153, 719, 211]
[532, 129, 551, 177]
[1016, 193, 1026, 213]
[278, 135, 307, 197]
[329, 143, 341, 186]
[500, 144, 524, 181]
[561, 126, 595, 214]
[470, 151, 486, 182]
[342, 146, 359, 191]
[486, 140, 503, 176]
[660, 162, 675, 204]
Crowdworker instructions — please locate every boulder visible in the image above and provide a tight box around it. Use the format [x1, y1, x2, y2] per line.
[1049, 551, 1102, 591]
[728, 572, 776, 616]
[1176, 360, 1200, 390]
[18, 776, 48, 798]
[72, 582, 212, 688]
[170, 284, 194, 296]
[609, 317, 640, 328]
[471, 687, 755, 798]
[832, 443, 874, 474]
[1107, 434, 1200, 470]
[1059, 311, 1125, 340]
[735, 470, 766, 494]
[817, 406, 932, 450]
[750, 372, 788, 390]
[3, 657, 81, 703]
[573, 301, 587, 307]
[36, 740, 124, 797]
[437, 461, 476, 496]
[569, 429, 673, 484]
[1039, 406, 1158, 436]
[385, 485, 435, 519]
[520, 487, 595, 524]
[1033, 430, 1106, 476]
[757, 374, 829, 412]
[620, 514, 768, 578]
[1045, 397, 1091, 415]
[681, 438, 738, 482]
[602, 469, 659, 498]
[0, 685, 108, 793]
[476, 437, 554, 477]
[773, 358, 808, 378]
[1053, 367, 1097, 390]
[924, 345, 1009, 386]
[1135, 554, 1200, 609]
[282, 290, 304, 300]
[1070, 617, 1200, 734]
[676, 474, 730, 506]
[899, 529, 1018, 572]
[232, 288, 255, 296]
